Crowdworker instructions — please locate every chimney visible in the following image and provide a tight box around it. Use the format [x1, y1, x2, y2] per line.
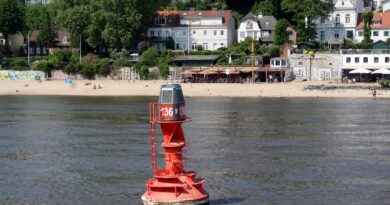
[258, 12, 263, 19]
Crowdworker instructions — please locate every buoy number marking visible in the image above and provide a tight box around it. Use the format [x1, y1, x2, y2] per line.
[161, 107, 173, 117]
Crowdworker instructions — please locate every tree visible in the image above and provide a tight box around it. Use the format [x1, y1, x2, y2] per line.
[59, 5, 91, 47]
[140, 47, 159, 67]
[252, 0, 276, 16]
[0, 0, 25, 41]
[273, 19, 290, 45]
[281, 0, 333, 42]
[362, 12, 373, 44]
[36, 7, 57, 47]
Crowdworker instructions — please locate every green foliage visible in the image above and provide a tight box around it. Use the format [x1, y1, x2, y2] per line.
[362, 12, 374, 44]
[0, 0, 25, 39]
[64, 62, 81, 74]
[282, 0, 333, 42]
[11, 58, 28, 67]
[379, 80, 390, 88]
[264, 45, 281, 57]
[166, 37, 175, 50]
[140, 47, 159, 67]
[58, 5, 90, 47]
[48, 49, 73, 69]
[217, 55, 229, 65]
[274, 19, 290, 45]
[80, 63, 96, 79]
[96, 58, 111, 77]
[158, 63, 169, 79]
[387, 38, 390, 45]
[252, 0, 276, 16]
[34, 61, 54, 73]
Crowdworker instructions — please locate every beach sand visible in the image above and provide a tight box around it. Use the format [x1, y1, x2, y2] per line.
[0, 80, 389, 98]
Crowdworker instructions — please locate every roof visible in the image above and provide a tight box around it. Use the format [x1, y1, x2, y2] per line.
[241, 12, 258, 22]
[30, 30, 71, 46]
[241, 12, 277, 31]
[153, 10, 233, 27]
[173, 55, 221, 61]
[357, 12, 390, 29]
[258, 16, 277, 31]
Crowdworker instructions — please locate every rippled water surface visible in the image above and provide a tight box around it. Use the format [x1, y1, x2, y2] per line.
[0, 96, 390, 205]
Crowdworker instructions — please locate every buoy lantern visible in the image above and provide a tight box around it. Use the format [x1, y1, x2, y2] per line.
[142, 83, 209, 205]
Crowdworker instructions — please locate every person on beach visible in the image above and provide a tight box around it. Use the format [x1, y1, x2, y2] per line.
[372, 88, 377, 97]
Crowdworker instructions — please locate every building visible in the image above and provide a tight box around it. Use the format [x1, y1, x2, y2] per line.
[26, 30, 70, 56]
[356, 12, 390, 42]
[25, 0, 52, 4]
[147, 10, 235, 52]
[316, 0, 365, 44]
[237, 12, 277, 45]
[383, 0, 390, 11]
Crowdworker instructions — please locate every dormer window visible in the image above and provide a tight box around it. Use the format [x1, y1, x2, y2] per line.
[63, 36, 68, 44]
[246, 21, 253, 29]
[155, 17, 166, 25]
[342, 1, 344, 6]
[374, 21, 381, 26]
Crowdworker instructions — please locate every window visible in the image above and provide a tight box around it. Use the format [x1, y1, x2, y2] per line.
[220, 30, 224, 36]
[334, 32, 339, 39]
[347, 30, 353, 39]
[373, 31, 379, 36]
[355, 57, 359, 63]
[262, 31, 269, 37]
[346, 57, 351, 63]
[384, 31, 389, 36]
[386, 57, 390, 63]
[363, 57, 368, 63]
[374, 57, 379, 63]
[192, 44, 197, 50]
[157, 31, 161, 36]
[155, 17, 166, 25]
[203, 43, 208, 50]
[358, 31, 363, 36]
[214, 30, 217, 36]
[298, 62, 303, 66]
[63, 36, 68, 44]
[204, 30, 207, 36]
[320, 31, 325, 40]
[335, 14, 340, 25]
[254, 32, 258, 39]
[183, 31, 186, 36]
[150, 31, 155, 37]
[345, 14, 351, 24]
[240, 32, 245, 38]
[192, 30, 196, 35]
[176, 43, 180, 49]
[320, 17, 325, 24]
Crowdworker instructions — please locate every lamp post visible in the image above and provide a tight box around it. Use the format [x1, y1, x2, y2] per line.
[252, 31, 255, 83]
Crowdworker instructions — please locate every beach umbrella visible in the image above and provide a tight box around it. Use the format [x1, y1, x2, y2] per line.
[372, 69, 390, 74]
[349, 68, 372, 82]
[349, 68, 372, 74]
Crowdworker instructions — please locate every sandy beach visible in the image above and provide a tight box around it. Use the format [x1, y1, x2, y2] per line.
[0, 80, 389, 98]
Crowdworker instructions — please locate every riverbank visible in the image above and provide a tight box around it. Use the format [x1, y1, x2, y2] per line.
[0, 80, 389, 98]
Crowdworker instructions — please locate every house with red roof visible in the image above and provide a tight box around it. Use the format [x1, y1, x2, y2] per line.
[147, 9, 236, 52]
[356, 12, 390, 42]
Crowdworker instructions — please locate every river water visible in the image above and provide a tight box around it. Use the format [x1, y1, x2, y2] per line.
[0, 96, 390, 205]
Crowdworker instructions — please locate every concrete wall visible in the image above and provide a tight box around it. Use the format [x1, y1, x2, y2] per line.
[288, 53, 342, 81]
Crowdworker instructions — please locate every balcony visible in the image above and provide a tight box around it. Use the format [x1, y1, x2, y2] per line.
[148, 36, 170, 42]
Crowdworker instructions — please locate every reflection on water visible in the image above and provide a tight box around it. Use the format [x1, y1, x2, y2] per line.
[0, 96, 390, 204]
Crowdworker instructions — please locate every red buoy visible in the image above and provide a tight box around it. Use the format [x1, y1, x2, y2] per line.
[142, 84, 209, 205]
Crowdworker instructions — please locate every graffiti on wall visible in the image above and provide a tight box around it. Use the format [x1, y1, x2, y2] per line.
[293, 67, 306, 79]
[319, 69, 331, 81]
[0, 71, 45, 80]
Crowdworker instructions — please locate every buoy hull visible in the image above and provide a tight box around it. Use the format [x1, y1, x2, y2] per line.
[142, 195, 209, 205]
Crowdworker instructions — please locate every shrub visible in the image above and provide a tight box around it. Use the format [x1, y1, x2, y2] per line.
[64, 63, 81, 74]
[34, 61, 54, 73]
[379, 80, 390, 88]
[158, 63, 169, 79]
[97, 58, 111, 77]
[80, 63, 96, 79]
[13, 66, 29, 71]
[12, 58, 28, 67]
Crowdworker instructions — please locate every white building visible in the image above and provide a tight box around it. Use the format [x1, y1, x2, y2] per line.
[25, 0, 52, 4]
[147, 10, 235, 52]
[237, 12, 277, 45]
[356, 12, 390, 42]
[382, 0, 390, 11]
[316, 0, 364, 43]
[341, 49, 390, 70]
